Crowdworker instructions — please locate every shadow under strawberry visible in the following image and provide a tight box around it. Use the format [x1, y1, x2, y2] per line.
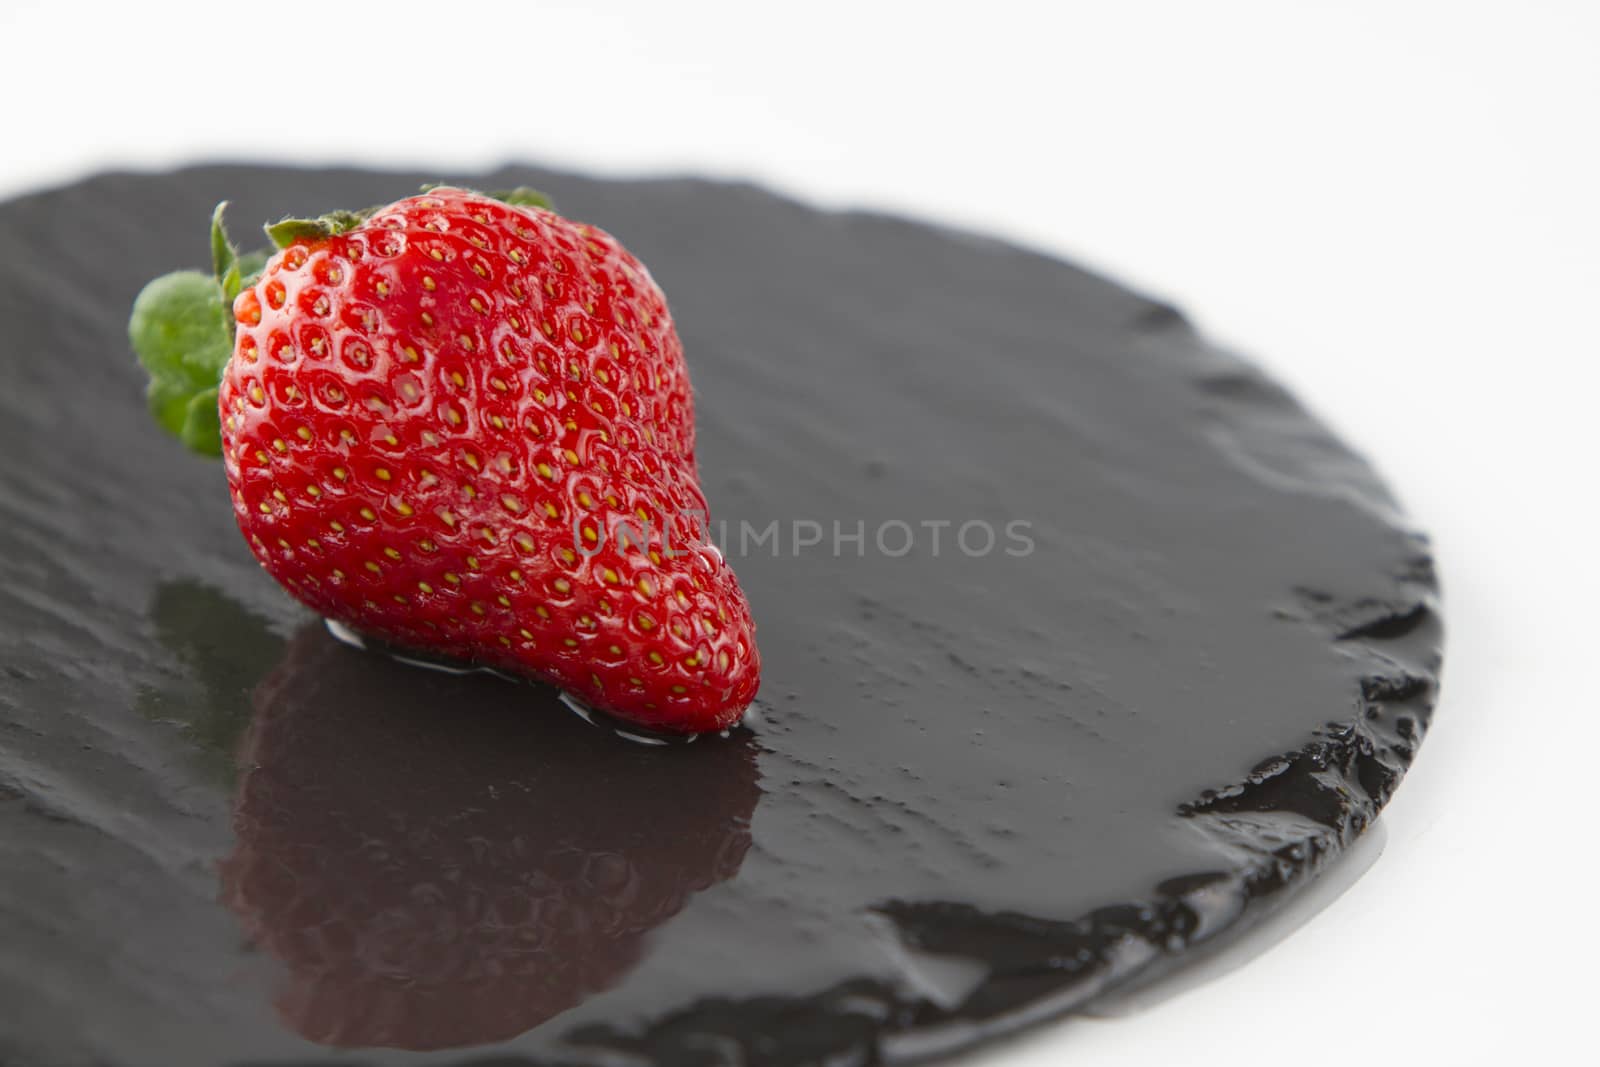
[218, 620, 763, 1051]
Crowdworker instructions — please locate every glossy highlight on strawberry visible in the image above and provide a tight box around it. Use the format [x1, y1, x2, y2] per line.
[133, 187, 760, 732]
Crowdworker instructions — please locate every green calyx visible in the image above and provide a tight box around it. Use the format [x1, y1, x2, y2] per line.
[264, 208, 374, 250]
[129, 202, 262, 457]
[419, 182, 555, 212]
[264, 186, 554, 248]
[128, 271, 228, 454]
[489, 186, 556, 210]
[129, 185, 556, 459]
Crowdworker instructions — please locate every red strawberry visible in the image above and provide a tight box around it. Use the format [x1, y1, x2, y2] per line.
[129, 187, 760, 732]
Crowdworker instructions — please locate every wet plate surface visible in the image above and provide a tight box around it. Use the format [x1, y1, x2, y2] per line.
[0, 167, 1441, 1067]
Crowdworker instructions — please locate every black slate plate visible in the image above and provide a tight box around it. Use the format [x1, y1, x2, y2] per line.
[0, 166, 1441, 1067]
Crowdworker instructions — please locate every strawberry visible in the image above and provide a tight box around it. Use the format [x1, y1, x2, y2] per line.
[129, 187, 760, 732]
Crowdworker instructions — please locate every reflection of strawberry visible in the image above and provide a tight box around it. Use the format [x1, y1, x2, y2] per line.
[219, 624, 760, 1050]
[130, 187, 760, 732]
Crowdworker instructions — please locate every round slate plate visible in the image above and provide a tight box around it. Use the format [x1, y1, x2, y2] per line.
[0, 166, 1441, 1067]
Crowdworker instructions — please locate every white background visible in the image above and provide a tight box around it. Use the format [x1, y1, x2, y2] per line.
[3, 1, 1596, 1063]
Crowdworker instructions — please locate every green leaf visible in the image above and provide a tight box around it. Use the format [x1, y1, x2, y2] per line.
[491, 186, 554, 211]
[264, 208, 374, 249]
[237, 249, 268, 279]
[220, 265, 241, 305]
[210, 201, 238, 293]
[128, 269, 231, 457]
[211, 204, 269, 304]
[423, 183, 556, 212]
[236, 249, 268, 301]
[180, 386, 222, 454]
[264, 216, 336, 248]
